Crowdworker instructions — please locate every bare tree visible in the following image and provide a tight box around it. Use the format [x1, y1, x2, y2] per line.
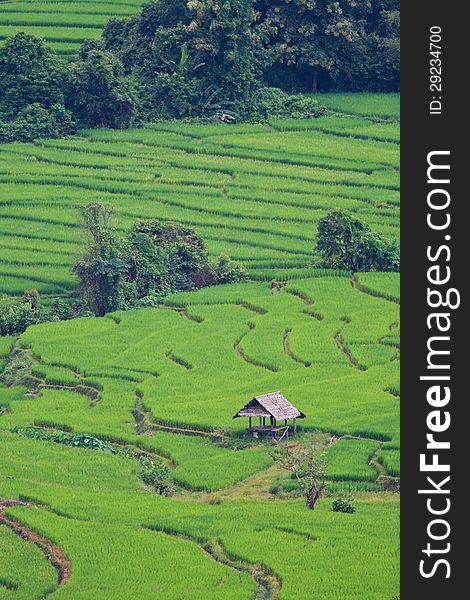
[272, 436, 333, 510]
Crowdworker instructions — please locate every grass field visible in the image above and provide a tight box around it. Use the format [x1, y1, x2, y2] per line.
[0, 94, 400, 599]
[0, 0, 145, 58]
[0, 100, 399, 297]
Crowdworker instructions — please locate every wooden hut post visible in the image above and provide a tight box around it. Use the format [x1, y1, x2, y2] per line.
[249, 416, 252, 429]
[293, 417, 297, 433]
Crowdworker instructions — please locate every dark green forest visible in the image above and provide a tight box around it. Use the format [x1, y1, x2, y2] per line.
[0, 0, 399, 140]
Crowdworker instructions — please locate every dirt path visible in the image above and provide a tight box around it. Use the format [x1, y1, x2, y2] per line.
[0, 499, 71, 588]
[145, 524, 281, 600]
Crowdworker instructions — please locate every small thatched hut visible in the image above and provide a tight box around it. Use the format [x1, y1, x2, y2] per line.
[233, 391, 305, 439]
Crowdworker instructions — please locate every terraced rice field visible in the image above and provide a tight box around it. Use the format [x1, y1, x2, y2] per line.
[0, 0, 145, 58]
[0, 97, 399, 297]
[0, 95, 400, 599]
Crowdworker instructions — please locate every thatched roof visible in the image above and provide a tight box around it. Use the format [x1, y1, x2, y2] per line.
[233, 391, 306, 421]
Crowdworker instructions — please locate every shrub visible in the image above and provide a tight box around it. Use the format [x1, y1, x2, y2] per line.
[332, 495, 357, 513]
[140, 457, 174, 496]
[74, 205, 248, 315]
[210, 254, 248, 285]
[49, 298, 72, 322]
[316, 210, 399, 272]
[0, 103, 74, 143]
[0, 348, 33, 387]
[139, 72, 204, 121]
[0, 290, 43, 336]
[254, 87, 325, 120]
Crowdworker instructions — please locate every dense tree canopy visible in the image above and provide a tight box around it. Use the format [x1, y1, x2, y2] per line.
[255, 0, 399, 92]
[66, 50, 137, 128]
[0, 33, 74, 141]
[316, 210, 399, 272]
[0, 1, 399, 141]
[73, 204, 246, 315]
[255, 0, 370, 92]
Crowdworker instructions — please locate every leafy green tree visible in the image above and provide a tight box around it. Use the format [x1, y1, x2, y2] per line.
[210, 254, 248, 284]
[0, 103, 74, 143]
[316, 209, 399, 271]
[67, 50, 136, 128]
[0, 33, 67, 117]
[255, 0, 371, 92]
[0, 33, 73, 140]
[186, 0, 258, 112]
[128, 220, 209, 295]
[73, 206, 247, 314]
[104, 0, 259, 119]
[73, 204, 128, 316]
[0, 289, 42, 336]
[332, 0, 399, 91]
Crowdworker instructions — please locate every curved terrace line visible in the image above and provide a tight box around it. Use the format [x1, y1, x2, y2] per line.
[283, 329, 311, 368]
[143, 525, 282, 600]
[234, 326, 279, 373]
[334, 319, 365, 371]
[166, 351, 193, 370]
[0, 500, 72, 591]
[350, 274, 400, 305]
[22, 141, 401, 197]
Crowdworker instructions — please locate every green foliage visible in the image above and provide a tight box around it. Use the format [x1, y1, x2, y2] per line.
[254, 87, 326, 120]
[139, 456, 175, 496]
[49, 297, 72, 322]
[0, 348, 33, 387]
[0, 33, 73, 142]
[0, 102, 74, 143]
[210, 254, 248, 285]
[255, 0, 370, 92]
[0, 290, 42, 336]
[0, 33, 66, 118]
[73, 208, 246, 314]
[13, 427, 118, 453]
[66, 50, 137, 128]
[100, 0, 259, 121]
[73, 203, 128, 316]
[128, 220, 209, 294]
[255, 0, 399, 92]
[316, 209, 400, 272]
[332, 495, 357, 513]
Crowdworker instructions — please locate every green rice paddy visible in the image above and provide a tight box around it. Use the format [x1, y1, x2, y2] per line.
[0, 94, 400, 599]
[0, 0, 145, 57]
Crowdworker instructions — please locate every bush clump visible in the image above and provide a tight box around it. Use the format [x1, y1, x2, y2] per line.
[332, 495, 357, 513]
[74, 204, 247, 316]
[254, 88, 325, 120]
[13, 427, 117, 453]
[316, 210, 399, 272]
[140, 457, 175, 496]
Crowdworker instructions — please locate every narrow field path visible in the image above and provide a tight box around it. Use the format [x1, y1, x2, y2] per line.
[334, 319, 364, 370]
[144, 525, 281, 600]
[283, 328, 311, 367]
[234, 326, 279, 372]
[0, 499, 71, 590]
[350, 274, 400, 305]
